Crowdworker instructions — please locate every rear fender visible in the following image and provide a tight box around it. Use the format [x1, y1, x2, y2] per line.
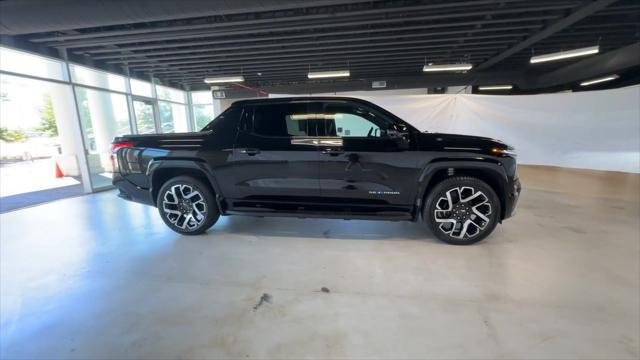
[148, 159, 224, 210]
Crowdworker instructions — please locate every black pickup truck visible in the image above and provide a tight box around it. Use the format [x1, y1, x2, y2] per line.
[113, 97, 520, 245]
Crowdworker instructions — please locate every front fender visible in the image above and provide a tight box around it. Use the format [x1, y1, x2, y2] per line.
[415, 158, 508, 211]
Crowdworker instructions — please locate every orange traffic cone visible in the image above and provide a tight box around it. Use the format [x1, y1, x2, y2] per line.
[55, 161, 64, 178]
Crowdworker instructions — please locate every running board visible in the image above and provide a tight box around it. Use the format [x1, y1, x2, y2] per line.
[224, 209, 412, 221]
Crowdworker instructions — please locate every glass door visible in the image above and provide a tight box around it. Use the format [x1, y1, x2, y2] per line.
[132, 98, 157, 134]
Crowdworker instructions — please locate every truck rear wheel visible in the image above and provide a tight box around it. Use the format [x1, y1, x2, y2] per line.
[157, 176, 219, 235]
[424, 176, 500, 245]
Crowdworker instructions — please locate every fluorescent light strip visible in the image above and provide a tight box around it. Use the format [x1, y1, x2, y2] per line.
[478, 85, 513, 90]
[580, 74, 619, 86]
[204, 76, 244, 84]
[530, 45, 599, 64]
[307, 70, 350, 79]
[423, 64, 473, 72]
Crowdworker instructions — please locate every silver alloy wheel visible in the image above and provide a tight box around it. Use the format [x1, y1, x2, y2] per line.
[162, 184, 207, 230]
[433, 186, 492, 239]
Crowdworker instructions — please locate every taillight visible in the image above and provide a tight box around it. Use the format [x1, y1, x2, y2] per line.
[111, 141, 134, 172]
[111, 141, 134, 154]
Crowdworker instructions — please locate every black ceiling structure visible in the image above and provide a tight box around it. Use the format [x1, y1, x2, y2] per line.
[1, 0, 638, 95]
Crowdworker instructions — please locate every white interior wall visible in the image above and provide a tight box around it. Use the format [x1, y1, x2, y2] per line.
[270, 86, 640, 173]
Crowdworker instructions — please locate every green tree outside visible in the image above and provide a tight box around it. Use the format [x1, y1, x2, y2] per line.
[35, 94, 59, 136]
[0, 127, 27, 142]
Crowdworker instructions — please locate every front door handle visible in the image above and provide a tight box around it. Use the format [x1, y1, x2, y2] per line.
[321, 148, 344, 156]
[239, 148, 260, 156]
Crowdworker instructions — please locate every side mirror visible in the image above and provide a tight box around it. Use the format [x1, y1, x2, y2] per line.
[395, 123, 409, 133]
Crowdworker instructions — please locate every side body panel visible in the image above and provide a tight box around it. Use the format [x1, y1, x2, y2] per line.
[221, 131, 320, 202]
[316, 136, 421, 213]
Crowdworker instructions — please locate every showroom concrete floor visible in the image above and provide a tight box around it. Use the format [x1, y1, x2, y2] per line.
[1, 166, 638, 359]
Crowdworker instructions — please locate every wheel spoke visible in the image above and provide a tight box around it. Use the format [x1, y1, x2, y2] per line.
[472, 206, 490, 222]
[456, 220, 471, 238]
[192, 203, 206, 220]
[434, 209, 451, 220]
[438, 220, 456, 234]
[183, 214, 195, 229]
[164, 187, 178, 204]
[183, 191, 200, 200]
[461, 190, 483, 204]
[178, 185, 190, 198]
[164, 209, 181, 216]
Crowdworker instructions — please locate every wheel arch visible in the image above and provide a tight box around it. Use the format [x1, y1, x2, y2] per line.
[416, 160, 508, 220]
[149, 159, 224, 211]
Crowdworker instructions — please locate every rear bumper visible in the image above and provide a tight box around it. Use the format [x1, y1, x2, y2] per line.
[113, 173, 155, 206]
[503, 176, 521, 219]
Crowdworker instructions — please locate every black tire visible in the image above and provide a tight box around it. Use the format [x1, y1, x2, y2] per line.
[156, 176, 219, 235]
[424, 176, 501, 245]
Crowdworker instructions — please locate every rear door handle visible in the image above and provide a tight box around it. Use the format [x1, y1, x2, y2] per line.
[239, 148, 260, 156]
[321, 148, 344, 156]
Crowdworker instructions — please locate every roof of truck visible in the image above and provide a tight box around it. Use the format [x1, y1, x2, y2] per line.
[230, 96, 371, 106]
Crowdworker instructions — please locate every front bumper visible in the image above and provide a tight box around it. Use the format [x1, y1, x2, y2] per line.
[503, 176, 521, 219]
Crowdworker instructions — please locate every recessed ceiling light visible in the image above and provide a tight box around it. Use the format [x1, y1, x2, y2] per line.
[478, 85, 513, 90]
[423, 64, 473, 72]
[579, 74, 619, 86]
[204, 76, 244, 84]
[530, 45, 599, 64]
[307, 70, 350, 79]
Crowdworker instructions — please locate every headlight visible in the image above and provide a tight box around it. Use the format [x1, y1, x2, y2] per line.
[491, 147, 517, 157]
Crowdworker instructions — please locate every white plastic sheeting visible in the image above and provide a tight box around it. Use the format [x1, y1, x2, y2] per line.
[272, 86, 640, 173]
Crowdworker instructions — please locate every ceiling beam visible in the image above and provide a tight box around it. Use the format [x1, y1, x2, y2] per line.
[107, 32, 528, 65]
[98, 25, 541, 63]
[158, 57, 493, 81]
[77, 16, 558, 55]
[30, 0, 524, 43]
[50, 4, 576, 49]
[157, 48, 497, 69]
[0, 0, 368, 35]
[475, 0, 619, 70]
[156, 54, 494, 79]
[186, 71, 525, 93]
[128, 40, 514, 71]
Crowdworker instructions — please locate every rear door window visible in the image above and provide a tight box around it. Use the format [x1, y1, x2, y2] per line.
[253, 103, 309, 137]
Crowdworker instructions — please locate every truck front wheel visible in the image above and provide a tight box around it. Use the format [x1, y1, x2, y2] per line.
[424, 176, 501, 245]
[157, 176, 219, 235]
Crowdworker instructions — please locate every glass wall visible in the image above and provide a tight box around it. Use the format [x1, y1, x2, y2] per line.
[0, 47, 67, 81]
[70, 64, 127, 92]
[156, 85, 186, 103]
[75, 87, 131, 188]
[191, 91, 215, 131]
[133, 100, 156, 134]
[0, 73, 84, 208]
[130, 78, 153, 98]
[156, 85, 189, 133]
[159, 102, 189, 133]
[0, 45, 202, 194]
